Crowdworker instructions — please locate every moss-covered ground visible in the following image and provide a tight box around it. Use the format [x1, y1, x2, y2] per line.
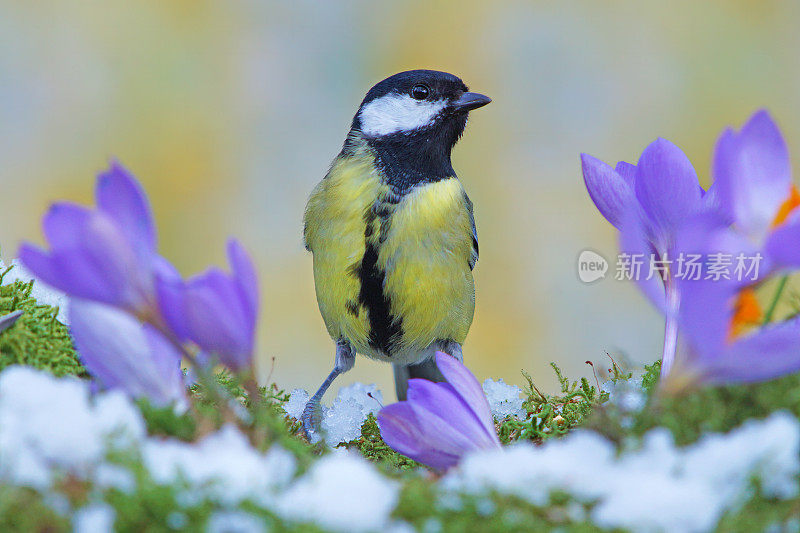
[1, 274, 799, 531]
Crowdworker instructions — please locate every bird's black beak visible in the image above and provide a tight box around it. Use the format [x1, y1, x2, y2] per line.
[453, 92, 492, 112]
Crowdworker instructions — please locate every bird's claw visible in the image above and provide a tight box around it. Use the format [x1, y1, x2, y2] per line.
[301, 398, 323, 444]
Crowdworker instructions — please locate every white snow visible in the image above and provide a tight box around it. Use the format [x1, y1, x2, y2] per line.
[72, 503, 115, 533]
[206, 510, 266, 533]
[142, 425, 296, 507]
[0, 366, 145, 489]
[1, 365, 799, 532]
[283, 388, 309, 420]
[443, 412, 800, 533]
[602, 377, 647, 413]
[0, 258, 69, 323]
[274, 451, 399, 533]
[284, 383, 384, 446]
[482, 378, 526, 419]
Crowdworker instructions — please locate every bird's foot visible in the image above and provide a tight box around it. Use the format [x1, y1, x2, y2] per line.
[301, 396, 323, 444]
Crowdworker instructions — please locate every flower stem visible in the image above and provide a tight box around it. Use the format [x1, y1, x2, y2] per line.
[660, 281, 680, 379]
[762, 275, 789, 325]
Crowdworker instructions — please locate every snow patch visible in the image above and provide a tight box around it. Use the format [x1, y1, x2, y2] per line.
[72, 503, 115, 533]
[0, 366, 144, 489]
[275, 451, 399, 532]
[206, 510, 266, 533]
[443, 412, 800, 532]
[142, 424, 296, 507]
[482, 378, 526, 419]
[284, 383, 384, 446]
[602, 377, 646, 412]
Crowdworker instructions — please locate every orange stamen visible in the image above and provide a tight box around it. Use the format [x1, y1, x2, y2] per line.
[771, 185, 800, 228]
[729, 287, 762, 340]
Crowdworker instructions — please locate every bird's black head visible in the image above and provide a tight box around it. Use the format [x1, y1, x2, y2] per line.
[346, 70, 491, 189]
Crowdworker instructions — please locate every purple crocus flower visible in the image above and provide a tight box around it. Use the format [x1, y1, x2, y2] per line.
[712, 110, 800, 270]
[19, 162, 167, 319]
[582, 139, 703, 375]
[376, 352, 501, 472]
[69, 299, 186, 406]
[156, 239, 259, 373]
[665, 216, 800, 387]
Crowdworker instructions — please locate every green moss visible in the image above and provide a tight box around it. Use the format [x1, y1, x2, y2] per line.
[590, 359, 800, 446]
[137, 399, 198, 442]
[102, 452, 214, 533]
[0, 485, 70, 532]
[0, 270, 85, 377]
[393, 479, 603, 533]
[105, 451, 325, 533]
[640, 360, 661, 392]
[641, 371, 800, 445]
[717, 491, 800, 532]
[496, 363, 606, 445]
[341, 415, 421, 474]
[4, 272, 799, 531]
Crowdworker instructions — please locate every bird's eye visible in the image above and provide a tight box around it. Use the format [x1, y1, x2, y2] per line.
[410, 84, 430, 100]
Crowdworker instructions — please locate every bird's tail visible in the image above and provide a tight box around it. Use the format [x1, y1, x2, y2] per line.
[393, 358, 446, 401]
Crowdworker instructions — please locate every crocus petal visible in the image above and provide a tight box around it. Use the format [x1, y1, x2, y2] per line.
[673, 214, 755, 359]
[155, 243, 259, 372]
[405, 401, 490, 459]
[227, 238, 259, 324]
[617, 209, 666, 312]
[41, 203, 93, 248]
[183, 270, 252, 366]
[675, 277, 731, 365]
[434, 352, 498, 444]
[712, 110, 792, 241]
[69, 299, 185, 405]
[17, 245, 63, 292]
[702, 320, 800, 384]
[634, 138, 702, 250]
[95, 161, 157, 261]
[406, 379, 497, 448]
[376, 403, 460, 471]
[377, 354, 500, 471]
[21, 204, 151, 311]
[144, 324, 186, 391]
[154, 258, 190, 341]
[702, 180, 735, 225]
[20, 229, 133, 308]
[614, 161, 637, 186]
[581, 154, 636, 229]
[764, 218, 800, 269]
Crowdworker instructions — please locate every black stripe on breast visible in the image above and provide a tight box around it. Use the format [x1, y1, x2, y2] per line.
[354, 209, 403, 355]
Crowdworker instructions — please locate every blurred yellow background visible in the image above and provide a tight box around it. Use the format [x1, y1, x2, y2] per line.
[3, 0, 800, 395]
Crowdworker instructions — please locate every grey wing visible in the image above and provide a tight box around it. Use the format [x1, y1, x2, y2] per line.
[464, 192, 478, 270]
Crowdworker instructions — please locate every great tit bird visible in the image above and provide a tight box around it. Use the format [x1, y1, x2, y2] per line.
[302, 70, 490, 440]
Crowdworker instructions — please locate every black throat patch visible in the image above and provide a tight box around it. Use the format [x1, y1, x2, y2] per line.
[345, 113, 466, 193]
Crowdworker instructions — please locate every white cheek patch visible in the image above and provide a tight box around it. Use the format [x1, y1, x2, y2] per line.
[359, 93, 448, 137]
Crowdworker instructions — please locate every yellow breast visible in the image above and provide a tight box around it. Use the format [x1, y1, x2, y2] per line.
[304, 146, 475, 363]
[378, 177, 475, 357]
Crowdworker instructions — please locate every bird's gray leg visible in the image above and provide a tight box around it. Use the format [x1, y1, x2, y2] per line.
[393, 341, 464, 401]
[301, 340, 355, 443]
[442, 341, 464, 362]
